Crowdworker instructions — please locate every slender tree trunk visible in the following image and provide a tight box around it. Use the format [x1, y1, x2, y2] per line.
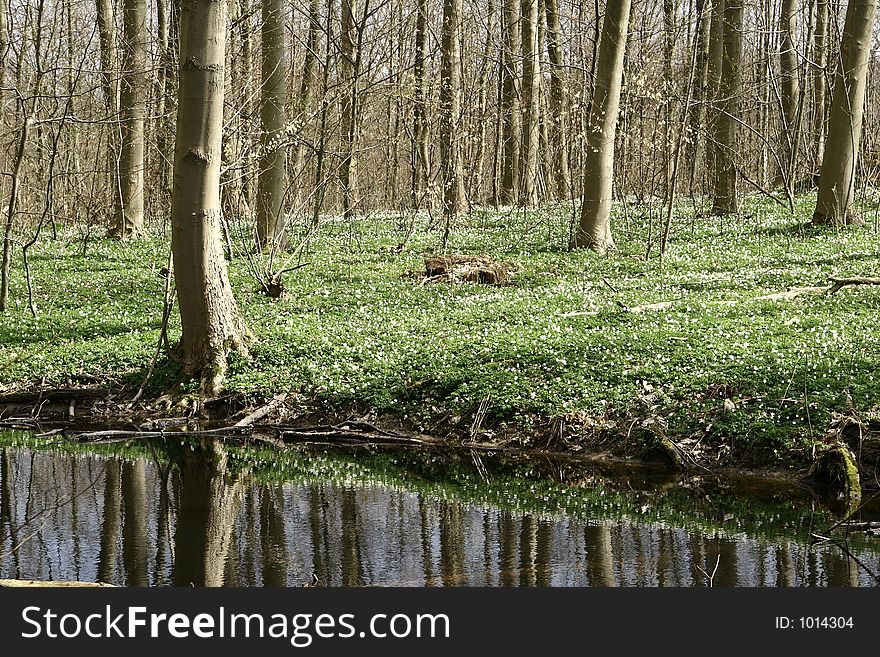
[813, 0, 829, 170]
[779, 0, 800, 194]
[686, 0, 711, 194]
[469, 0, 495, 206]
[256, 0, 288, 249]
[291, 0, 321, 212]
[171, 0, 249, 396]
[340, 0, 359, 219]
[520, 0, 540, 205]
[411, 0, 430, 209]
[500, 0, 521, 204]
[705, 0, 724, 193]
[545, 0, 570, 199]
[439, 0, 464, 237]
[813, 0, 877, 225]
[96, 0, 119, 116]
[574, 0, 632, 253]
[155, 0, 171, 211]
[711, 0, 742, 216]
[115, 0, 147, 238]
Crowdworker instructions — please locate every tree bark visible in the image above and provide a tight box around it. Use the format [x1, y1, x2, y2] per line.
[686, 0, 711, 194]
[115, 0, 147, 238]
[520, 0, 540, 206]
[411, 0, 430, 209]
[544, 0, 570, 199]
[171, 0, 249, 396]
[813, 0, 829, 170]
[256, 0, 288, 249]
[711, 0, 742, 216]
[705, 0, 724, 191]
[574, 0, 632, 253]
[500, 0, 521, 205]
[291, 0, 321, 214]
[439, 0, 465, 226]
[813, 0, 877, 225]
[340, 0, 359, 219]
[779, 0, 800, 194]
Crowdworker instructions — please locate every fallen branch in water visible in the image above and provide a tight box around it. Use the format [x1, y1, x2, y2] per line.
[70, 425, 253, 443]
[268, 421, 427, 446]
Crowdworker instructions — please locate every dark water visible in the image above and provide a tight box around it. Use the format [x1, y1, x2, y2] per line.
[1, 440, 879, 587]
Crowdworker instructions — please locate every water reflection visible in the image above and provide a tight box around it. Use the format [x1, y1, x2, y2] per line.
[0, 445, 877, 587]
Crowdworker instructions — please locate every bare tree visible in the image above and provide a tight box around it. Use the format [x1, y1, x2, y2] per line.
[520, 0, 540, 205]
[574, 0, 632, 253]
[813, 0, 877, 225]
[544, 0, 570, 199]
[500, 0, 521, 205]
[171, 0, 249, 396]
[256, 0, 289, 248]
[711, 0, 742, 216]
[439, 0, 465, 233]
[114, 0, 147, 238]
[778, 0, 800, 195]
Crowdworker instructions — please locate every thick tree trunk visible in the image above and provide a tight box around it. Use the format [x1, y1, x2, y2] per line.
[520, 0, 540, 206]
[115, 0, 147, 238]
[171, 0, 249, 397]
[779, 0, 800, 194]
[439, 0, 465, 232]
[544, 0, 570, 199]
[711, 0, 742, 216]
[256, 0, 288, 249]
[813, 0, 877, 225]
[340, 0, 359, 219]
[500, 0, 521, 205]
[574, 0, 632, 253]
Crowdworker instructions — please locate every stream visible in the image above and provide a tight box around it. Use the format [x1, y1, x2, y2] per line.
[1, 432, 879, 587]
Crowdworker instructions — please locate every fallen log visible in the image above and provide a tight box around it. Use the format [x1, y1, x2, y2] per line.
[234, 393, 288, 427]
[0, 579, 114, 587]
[828, 276, 880, 294]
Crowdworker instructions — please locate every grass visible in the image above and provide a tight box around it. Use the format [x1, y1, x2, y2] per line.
[2, 190, 880, 468]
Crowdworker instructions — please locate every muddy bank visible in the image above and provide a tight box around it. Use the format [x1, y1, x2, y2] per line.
[1, 382, 877, 507]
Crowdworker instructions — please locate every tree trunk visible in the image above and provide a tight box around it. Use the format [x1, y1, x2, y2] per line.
[500, 0, 521, 205]
[705, 0, 724, 192]
[96, 0, 119, 116]
[171, 0, 249, 396]
[686, 0, 711, 194]
[545, 0, 570, 199]
[813, 0, 877, 225]
[574, 0, 632, 253]
[155, 0, 171, 210]
[813, 0, 829, 170]
[520, 0, 540, 206]
[256, 0, 288, 249]
[115, 0, 147, 238]
[439, 0, 465, 228]
[779, 0, 800, 194]
[291, 0, 321, 214]
[711, 0, 742, 216]
[340, 0, 359, 219]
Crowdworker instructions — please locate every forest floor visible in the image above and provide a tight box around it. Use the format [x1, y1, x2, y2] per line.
[2, 191, 880, 497]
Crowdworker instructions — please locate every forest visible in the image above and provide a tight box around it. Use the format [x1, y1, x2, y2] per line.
[1, 0, 880, 588]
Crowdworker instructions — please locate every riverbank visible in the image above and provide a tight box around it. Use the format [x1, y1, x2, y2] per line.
[2, 193, 880, 497]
